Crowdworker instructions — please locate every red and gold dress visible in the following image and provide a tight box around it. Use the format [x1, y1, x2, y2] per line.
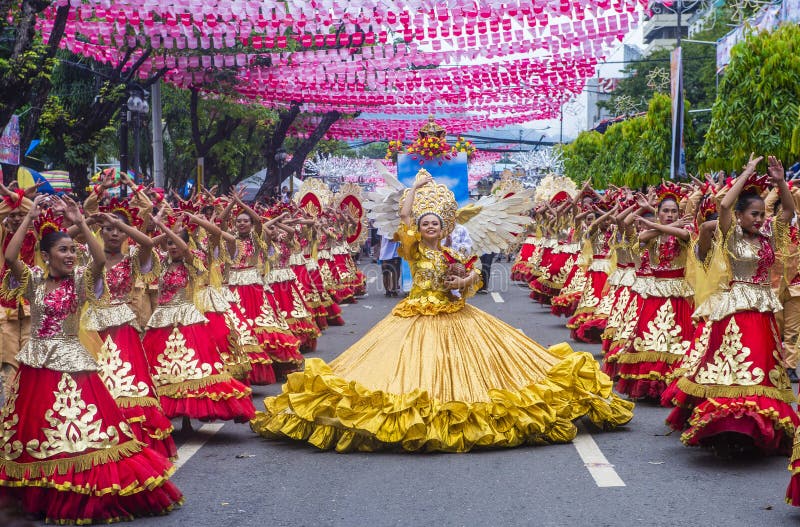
[251, 223, 633, 452]
[0, 266, 182, 523]
[530, 222, 576, 305]
[142, 253, 256, 422]
[265, 235, 320, 354]
[511, 228, 540, 283]
[663, 224, 798, 453]
[318, 232, 355, 304]
[224, 233, 300, 384]
[614, 234, 695, 399]
[600, 231, 638, 354]
[83, 250, 176, 460]
[289, 231, 330, 331]
[567, 228, 613, 341]
[303, 237, 345, 327]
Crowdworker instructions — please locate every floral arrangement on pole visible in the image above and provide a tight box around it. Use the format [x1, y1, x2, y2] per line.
[385, 139, 404, 164]
[384, 116, 478, 166]
[452, 136, 476, 160]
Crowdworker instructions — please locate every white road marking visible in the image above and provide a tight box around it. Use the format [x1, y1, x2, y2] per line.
[573, 423, 625, 487]
[491, 292, 504, 303]
[173, 423, 225, 472]
[367, 276, 376, 284]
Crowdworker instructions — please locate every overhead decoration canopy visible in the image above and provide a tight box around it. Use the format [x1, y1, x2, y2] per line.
[39, 0, 644, 140]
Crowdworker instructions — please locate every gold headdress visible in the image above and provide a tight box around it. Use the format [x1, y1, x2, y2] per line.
[293, 178, 333, 218]
[400, 169, 457, 237]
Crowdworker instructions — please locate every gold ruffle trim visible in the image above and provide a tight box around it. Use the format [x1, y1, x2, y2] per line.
[226, 267, 263, 287]
[681, 400, 795, 447]
[632, 277, 693, 299]
[115, 395, 160, 409]
[196, 287, 231, 313]
[17, 336, 99, 373]
[82, 303, 138, 332]
[146, 302, 208, 329]
[691, 282, 781, 322]
[615, 351, 685, 365]
[0, 439, 144, 481]
[265, 268, 298, 284]
[250, 356, 634, 453]
[391, 296, 466, 317]
[156, 373, 252, 399]
[607, 267, 636, 288]
[676, 377, 796, 404]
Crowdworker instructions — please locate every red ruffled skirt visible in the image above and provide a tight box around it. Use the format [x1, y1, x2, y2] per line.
[662, 310, 797, 453]
[567, 268, 608, 331]
[601, 284, 633, 354]
[551, 265, 585, 317]
[97, 326, 176, 460]
[307, 265, 346, 325]
[268, 279, 320, 350]
[511, 242, 536, 282]
[291, 263, 330, 331]
[142, 323, 256, 422]
[319, 256, 355, 304]
[602, 280, 645, 379]
[0, 365, 182, 524]
[614, 294, 694, 400]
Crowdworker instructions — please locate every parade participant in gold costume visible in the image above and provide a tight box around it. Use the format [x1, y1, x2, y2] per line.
[251, 171, 633, 452]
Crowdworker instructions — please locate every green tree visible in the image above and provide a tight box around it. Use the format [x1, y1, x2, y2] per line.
[700, 23, 800, 171]
[357, 141, 390, 159]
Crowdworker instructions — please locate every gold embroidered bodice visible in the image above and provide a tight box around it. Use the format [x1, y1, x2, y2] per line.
[1, 266, 98, 372]
[392, 224, 479, 317]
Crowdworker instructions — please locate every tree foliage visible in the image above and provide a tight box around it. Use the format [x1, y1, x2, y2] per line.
[561, 93, 690, 187]
[700, 23, 800, 171]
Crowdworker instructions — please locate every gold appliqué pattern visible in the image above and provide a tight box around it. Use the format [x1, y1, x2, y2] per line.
[594, 285, 616, 317]
[552, 256, 575, 286]
[153, 328, 221, 385]
[615, 298, 639, 343]
[0, 375, 23, 460]
[606, 287, 631, 330]
[769, 348, 791, 390]
[695, 318, 765, 386]
[26, 373, 128, 459]
[681, 322, 712, 376]
[97, 336, 150, 399]
[633, 301, 690, 356]
[288, 290, 311, 319]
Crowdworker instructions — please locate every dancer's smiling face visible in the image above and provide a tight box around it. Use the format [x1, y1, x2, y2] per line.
[41, 232, 76, 278]
[235, 213, 252, 235]
[418, 214, 442, 243]
[736, 194, 766, 236]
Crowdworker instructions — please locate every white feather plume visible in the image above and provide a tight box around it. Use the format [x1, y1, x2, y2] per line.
[457, 190, 534, 255]
[365, 161, 406, 237]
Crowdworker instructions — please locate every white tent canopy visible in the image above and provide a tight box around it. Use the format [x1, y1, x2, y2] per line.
[237, 168, 303, 201]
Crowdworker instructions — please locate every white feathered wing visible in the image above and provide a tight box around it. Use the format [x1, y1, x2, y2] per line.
[365, 160, 406, 238]
[457, 190, 534, 255]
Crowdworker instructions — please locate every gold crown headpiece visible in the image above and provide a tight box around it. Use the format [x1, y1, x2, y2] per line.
[401, 169, 457, 237]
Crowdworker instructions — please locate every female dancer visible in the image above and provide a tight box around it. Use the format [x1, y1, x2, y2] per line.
[0, 195, 182, 523]
[142, 213, 256, 427]
[613, 185, 695, 400]
[251, 172, 633, 452]
[665, 155, 799, 456]
[82, 204, 177, 460]
[221, 195, 302, 382]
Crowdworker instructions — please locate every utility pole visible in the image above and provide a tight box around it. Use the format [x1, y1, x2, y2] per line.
[151, 81, 165, 189]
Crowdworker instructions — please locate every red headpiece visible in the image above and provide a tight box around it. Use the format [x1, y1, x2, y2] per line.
[698, 194, 717, 223]
[655, 182, 688, 205]
[99, 197, 143, 227]
[550, 191, 571, 205]
[33, 208, 65, 241]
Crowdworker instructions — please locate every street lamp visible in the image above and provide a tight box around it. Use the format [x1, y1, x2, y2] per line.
[275, 148, 289, 201]
[119, 88, 149, 197]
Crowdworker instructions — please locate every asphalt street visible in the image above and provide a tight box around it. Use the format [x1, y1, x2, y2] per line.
[125, 262, 800, 527]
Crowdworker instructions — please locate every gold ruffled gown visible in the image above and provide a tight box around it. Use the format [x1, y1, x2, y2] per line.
[251, 224, 634, 452]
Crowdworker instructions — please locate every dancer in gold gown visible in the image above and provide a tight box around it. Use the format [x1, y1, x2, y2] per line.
[251, 172, 633, 452]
